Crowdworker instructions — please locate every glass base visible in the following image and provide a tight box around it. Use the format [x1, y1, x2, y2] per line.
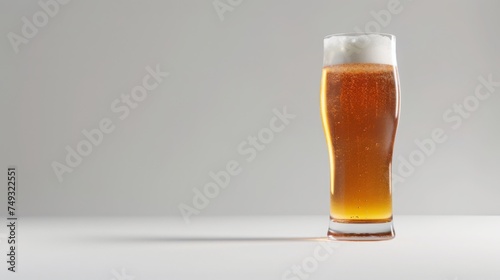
[327, 219, 395, 241]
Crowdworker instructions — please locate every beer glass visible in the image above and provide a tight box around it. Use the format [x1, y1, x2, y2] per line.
[320, 33, 400, 240]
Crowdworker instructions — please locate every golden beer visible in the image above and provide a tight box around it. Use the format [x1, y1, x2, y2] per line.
[322, 34, 400, 240]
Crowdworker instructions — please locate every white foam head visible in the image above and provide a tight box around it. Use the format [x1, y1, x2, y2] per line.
[323, 33, 396, 66]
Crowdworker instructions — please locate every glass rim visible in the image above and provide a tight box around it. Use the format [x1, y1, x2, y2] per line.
[324, 32, 395, 40]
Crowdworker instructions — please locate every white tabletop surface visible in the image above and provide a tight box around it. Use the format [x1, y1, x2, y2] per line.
[1, 215, 499, 280]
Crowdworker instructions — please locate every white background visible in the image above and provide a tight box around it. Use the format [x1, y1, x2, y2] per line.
[1, 0, 500, 218]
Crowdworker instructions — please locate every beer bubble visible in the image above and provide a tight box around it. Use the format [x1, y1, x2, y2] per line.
[324, 33, 396, 66]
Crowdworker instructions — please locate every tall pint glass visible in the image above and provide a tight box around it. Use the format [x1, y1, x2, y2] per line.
[320, 33, 400, 240]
